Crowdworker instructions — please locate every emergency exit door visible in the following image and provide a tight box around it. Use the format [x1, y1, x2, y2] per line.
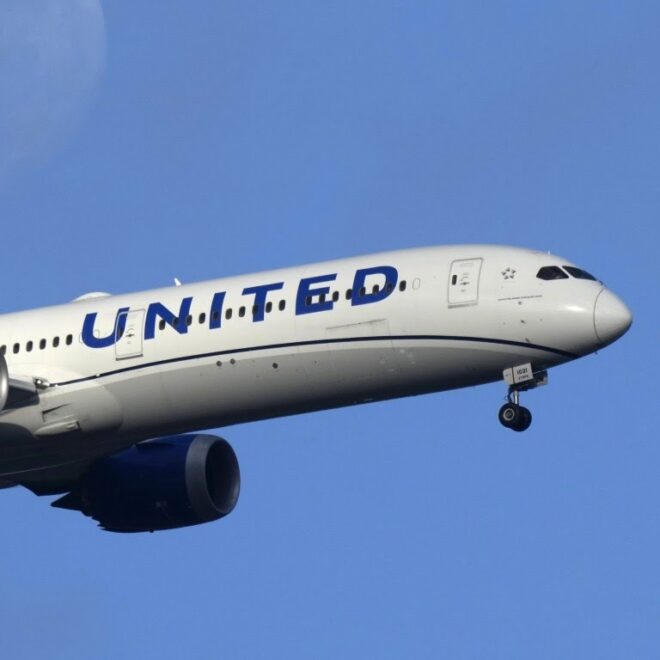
[115, 310, 145, 360]
[448, 258, 483, 307]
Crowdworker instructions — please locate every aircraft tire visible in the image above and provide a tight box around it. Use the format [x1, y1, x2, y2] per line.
[517, 406, 532, 432]
[498, 403, 521, 429]
[499, 403, 532, 432]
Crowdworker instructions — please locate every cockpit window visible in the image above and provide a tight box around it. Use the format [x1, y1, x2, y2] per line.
[536, 266, 569, 280]
[563, 266, 597, 281]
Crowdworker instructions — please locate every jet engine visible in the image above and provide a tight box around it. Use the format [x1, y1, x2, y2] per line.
[53, 434, 240, 532]
[0, 354, 8, 411]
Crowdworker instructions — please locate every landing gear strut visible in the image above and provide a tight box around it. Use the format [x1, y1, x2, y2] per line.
[498, 363, 548, 433]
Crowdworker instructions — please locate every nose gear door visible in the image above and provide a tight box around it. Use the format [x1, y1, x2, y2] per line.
[448, 258, 483, 307]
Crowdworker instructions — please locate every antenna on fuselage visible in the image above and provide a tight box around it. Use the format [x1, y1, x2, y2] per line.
[174, 278, 182, 287]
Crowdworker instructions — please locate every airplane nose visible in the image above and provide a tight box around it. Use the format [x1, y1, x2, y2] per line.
[593, 288, 633, 347]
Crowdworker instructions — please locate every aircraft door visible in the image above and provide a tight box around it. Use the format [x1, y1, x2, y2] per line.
[115, 310, 145, 360]
[448, 258, 483, 307]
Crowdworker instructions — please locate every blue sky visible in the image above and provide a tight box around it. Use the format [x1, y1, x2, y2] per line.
[0, 1, 656, 658]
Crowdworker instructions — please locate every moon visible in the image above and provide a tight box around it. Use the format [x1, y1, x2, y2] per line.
[0, 0, 106, 178]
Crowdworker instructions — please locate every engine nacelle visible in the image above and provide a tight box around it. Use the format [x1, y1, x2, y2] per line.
[0, 354, 8, 411]
[56, 434, 240, 532]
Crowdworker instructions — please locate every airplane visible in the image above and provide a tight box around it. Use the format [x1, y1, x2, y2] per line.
[0, 245, 631, 532]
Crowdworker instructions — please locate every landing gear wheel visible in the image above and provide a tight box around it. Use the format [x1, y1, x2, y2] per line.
[499, 403, 520, 428]
[517, 406, 532, 432]
[498, 403, 532, 432]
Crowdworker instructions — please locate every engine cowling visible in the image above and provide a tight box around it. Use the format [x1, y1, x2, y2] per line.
[56, 434, 240, 532]
[0, 354, 8, 411]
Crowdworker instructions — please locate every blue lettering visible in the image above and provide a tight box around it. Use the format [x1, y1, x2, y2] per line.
[209, 292, 226, 329]
[82, 265, 399, 349]
[82, 307, 130, 349]
[242, 282, 284, 322]
[145, 297, 193, 340]
[296, 274, 336, 315]
[351, 266, 398, 306]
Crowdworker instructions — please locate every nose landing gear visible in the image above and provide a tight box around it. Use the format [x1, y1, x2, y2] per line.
[498, 364, 548, 432]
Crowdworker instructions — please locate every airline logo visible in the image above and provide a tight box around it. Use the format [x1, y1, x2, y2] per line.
[82, 265, 398, 349]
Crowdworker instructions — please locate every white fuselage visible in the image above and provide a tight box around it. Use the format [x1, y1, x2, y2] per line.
[0, 245, 631, 488]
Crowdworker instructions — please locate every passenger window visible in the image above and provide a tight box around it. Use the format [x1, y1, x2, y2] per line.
[13, 343, 19, 354]
[186, 315, 193, 327]
[199, 313, 206, 325]
[305, 296, 312, 307]
[266, 301, 273, 313]
[252, 305, 259, 316]
[66, 335, 73, 346]
[319, 293, 326, 304]
[159, 319, 166, 331]
[39, 339, 46, 350]
[359, 287, 366, 297]
[225, 309, 233, 320]
[345, 289, 352, 300]
[239, 306, 246, 318]
[53, 337, 60, 348]
[26, 341, 33, 353]
[399, 281, 407, 292]
[332, 291, 339, 302]
[386, 283, 394, 293]
[563, 266, 597, 281]
[279, 300, 286, 311]
[451, 274, 457, 285]
[372, 285, 380, 294]
[536, 266, 568, 280]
